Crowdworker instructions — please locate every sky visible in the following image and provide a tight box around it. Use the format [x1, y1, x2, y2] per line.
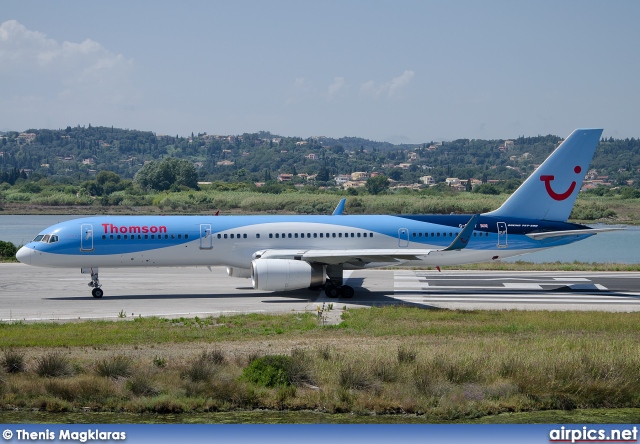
[1, 1, 639, 143]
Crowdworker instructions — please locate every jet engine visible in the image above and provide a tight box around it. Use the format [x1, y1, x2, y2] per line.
[251, 259, 325, 291]
[226, 267, 251, 278]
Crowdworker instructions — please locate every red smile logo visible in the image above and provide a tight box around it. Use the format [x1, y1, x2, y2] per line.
[540, 166, 581, 201]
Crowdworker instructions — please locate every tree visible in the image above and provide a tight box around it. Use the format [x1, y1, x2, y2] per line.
[365, 175, 389, 195]
[134, 158, 198, 191]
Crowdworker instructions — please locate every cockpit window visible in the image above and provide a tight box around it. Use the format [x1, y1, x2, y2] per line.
[49, 235, 59, 243]
[41, 234, 51, 243]
[33, 235, 44, 242]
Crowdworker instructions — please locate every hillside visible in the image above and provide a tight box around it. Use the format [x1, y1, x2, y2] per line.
[1, 126, 638, 188]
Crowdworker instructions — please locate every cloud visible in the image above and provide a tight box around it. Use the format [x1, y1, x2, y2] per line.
[285, 77, 314, 105]
[0, 20, 137, 128]
[327, 76, 345, 99]
[360, 70, 415, 99]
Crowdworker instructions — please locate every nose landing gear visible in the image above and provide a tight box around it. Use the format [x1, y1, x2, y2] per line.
[82, 267, 103, 298]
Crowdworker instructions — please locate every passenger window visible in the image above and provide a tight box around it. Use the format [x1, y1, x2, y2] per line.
[288, 233, 292, 238]
[171, 234, 175, 239]
[151, 235, 155, 239]
[338, 233, 342, 238]
[332, 233, 336, 238]
[418, 233, 422, 238]
[307, 233, 311, 238]
[178, 234, 182, 239]
[295, 233, 298, 238]
[185, 234, 189, 239]
[357, 233, 361, 238]
[102, 235, 106, 240]
[110, 235, 114, 240]
[224, 234, 228, 239]
[437, 233, 440, 237]
[319, 233, 323, 238]
[117, 235, 121, 240]
[230, 234, 234, 239]
[313, 233, 317, 238]
[145, 235, 149, 239]
[269, 234, 273, 238]
[124, 235, 128, 240]
[217, 234, 221, 239]
[275, 233, 279, 238]
[243, 234, 247, 239]
[256, 234, 260, 238]
[370, 233, 373, 237]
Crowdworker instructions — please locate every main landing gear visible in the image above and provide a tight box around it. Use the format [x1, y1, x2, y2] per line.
[324, 283, 354, 298]
[323, 264, 354, 299]
[82, 268, 104, 298]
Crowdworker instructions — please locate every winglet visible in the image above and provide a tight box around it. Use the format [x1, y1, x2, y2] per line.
[443, 214, 479, 251]
[332, 198, 346, 215]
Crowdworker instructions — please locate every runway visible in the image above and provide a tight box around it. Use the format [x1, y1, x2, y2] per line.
[1, 263, 640, 322]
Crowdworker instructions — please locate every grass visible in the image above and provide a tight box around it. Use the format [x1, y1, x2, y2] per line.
[0, 313, 319, 347]
[3, 308, 640, 420]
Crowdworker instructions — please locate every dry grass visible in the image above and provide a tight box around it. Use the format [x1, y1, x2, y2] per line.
[2, 307, 640, 419]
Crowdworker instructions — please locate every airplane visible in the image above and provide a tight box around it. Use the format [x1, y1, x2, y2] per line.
[16, 128, 621, 299]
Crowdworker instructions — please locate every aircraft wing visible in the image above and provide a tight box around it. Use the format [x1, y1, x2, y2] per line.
[525, 227, 624, 240]
[253, 214, 479, 266]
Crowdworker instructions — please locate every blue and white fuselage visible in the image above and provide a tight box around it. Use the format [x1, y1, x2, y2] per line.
[17, 214, 594, 269]
[15, 129, 620, 298]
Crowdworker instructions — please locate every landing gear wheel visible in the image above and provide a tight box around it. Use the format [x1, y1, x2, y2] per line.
[339, 285, 354, 298]
[325, 285, 340, 298]
[92, 288, 104, 298]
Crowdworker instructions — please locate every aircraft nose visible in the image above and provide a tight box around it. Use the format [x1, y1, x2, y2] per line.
[16, 246, 32, 265]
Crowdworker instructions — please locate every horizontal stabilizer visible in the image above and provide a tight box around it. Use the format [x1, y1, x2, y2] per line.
[525, 227, 624, 240]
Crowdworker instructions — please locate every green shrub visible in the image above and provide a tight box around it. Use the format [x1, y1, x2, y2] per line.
[2, 349, 25, 373]
[36, 352, 73, 377]
[126, 372, 159, 396]
[182, 349, 225, 383]
[95, 355, 133, 379]
[0, 241, 18, 259]
[242, 355, 291, 387]
[339, 362, 376, 390]
[287, 348, 314, 386]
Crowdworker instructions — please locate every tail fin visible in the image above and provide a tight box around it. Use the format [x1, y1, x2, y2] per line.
[484, 128, 602, 221]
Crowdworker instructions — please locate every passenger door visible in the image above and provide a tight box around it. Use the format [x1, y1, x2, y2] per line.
[80, 224, 94, 252]
[200, 224, 213, 250]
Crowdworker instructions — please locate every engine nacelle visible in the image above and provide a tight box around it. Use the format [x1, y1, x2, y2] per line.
[226, 267, 251, 278]
[251, 259, 325, 291]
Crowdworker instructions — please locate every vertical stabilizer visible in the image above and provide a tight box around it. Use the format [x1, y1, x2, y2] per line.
[484, 128, 602, 221]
